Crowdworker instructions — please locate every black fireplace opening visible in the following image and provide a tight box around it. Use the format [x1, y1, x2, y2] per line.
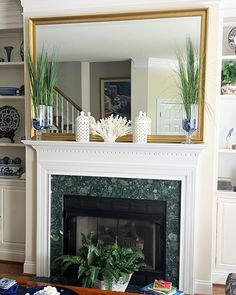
[62, 195, 167, 286]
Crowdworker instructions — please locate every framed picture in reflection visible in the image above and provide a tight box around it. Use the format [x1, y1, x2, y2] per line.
[100, 78, 131, 120]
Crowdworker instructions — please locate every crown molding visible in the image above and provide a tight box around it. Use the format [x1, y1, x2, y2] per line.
[132, 57, 177, 69]
[220, 0, 236, 16]
[20, 0, 219, 15]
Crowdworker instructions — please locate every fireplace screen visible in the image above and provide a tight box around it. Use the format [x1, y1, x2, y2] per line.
[76, 217, 156, 270]
[63, 195, 166, 285]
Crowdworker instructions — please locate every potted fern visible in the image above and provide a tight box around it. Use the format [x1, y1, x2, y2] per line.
[57, 233, 145, 291]
[175, 37, 201, 143]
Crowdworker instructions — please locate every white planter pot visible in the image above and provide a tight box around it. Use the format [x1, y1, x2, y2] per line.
[94, 273, 132, 291]
[45, 105, 53, 129]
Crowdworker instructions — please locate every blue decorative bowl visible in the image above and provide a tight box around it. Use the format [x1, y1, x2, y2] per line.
[0, 164, 23, 178]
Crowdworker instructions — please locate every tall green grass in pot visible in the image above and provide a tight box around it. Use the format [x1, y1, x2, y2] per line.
[45, 51, 57, 128]
[27, 49, 47, 119]
[176, 37, 201, 143]
[27, 49, 57, 135]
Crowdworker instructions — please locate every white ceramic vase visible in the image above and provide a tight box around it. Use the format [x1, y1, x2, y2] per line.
[143, 112, 151, 135]
[133, 111, 148, 143]
[75, 111, 90, 142]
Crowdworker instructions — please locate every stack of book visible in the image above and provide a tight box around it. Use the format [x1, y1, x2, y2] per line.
[140, 279, 184, 295]
[0, 278, 18, 295]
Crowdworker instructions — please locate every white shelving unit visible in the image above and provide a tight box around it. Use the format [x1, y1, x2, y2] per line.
[0, 95, 24, 100]
[0, 27, 26, 262]
[212, 15, 236, 284]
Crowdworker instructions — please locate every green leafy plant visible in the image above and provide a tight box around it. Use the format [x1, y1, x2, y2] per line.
[222, 62, 236, 83]
[175, 37, 201, 119]
[104, 242, 145, 289]
[27, 49, 57, 116]
[56, 233, 145, 289]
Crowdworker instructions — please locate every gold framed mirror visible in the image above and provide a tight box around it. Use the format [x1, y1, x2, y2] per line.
[28, 9, 207, 142]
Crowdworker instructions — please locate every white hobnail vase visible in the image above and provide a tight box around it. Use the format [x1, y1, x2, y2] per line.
[87, 112, 96, 134]
[143, 112, 151, 135]
[133, 111, 148, 143]
[75, 111, 90, 142]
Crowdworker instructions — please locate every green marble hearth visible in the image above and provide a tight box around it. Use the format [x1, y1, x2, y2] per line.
[50, 175, 181, 286]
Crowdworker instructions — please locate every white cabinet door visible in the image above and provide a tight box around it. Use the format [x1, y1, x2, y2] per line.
[0, 180, 25, 262]
[215, 196, 236, 280]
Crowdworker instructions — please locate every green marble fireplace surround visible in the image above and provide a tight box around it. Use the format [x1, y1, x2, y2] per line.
[50, 175, 181, 285]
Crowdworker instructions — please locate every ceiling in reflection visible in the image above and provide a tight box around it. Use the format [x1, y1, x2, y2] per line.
[36, 16, 201, 62]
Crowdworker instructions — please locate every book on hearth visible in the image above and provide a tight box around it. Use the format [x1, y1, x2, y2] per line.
[153, 280, 172, 291]
[140, 283, 177, 295]
[0, 278, 16, 290]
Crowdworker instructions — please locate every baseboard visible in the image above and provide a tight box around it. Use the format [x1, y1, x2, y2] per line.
[195, 280, 212, 294]
[212, 271, 229, 284]
[24, 260, 36, 274]
[0, 249, 24, 262]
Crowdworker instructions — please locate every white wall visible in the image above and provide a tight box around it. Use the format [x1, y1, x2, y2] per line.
[131, 61, 149, 121]
[147, 60, 179, 134]
[21, 1, 220, 293]
[194, 3, 219, 293]
[56, 62, 82, 106]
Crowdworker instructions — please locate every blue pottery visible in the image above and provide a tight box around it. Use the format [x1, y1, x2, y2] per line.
[182, 118, 196, 133]
[33, 118, 44, 130]
[4, 46, 14, 62]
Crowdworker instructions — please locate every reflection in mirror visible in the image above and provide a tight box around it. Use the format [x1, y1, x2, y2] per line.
[29, 10, 207, 142]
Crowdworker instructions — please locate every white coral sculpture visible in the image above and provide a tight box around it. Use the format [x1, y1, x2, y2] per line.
[90, 114, 131, 143]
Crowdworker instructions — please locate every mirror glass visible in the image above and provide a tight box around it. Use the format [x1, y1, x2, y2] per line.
[30, 10, 207, 142]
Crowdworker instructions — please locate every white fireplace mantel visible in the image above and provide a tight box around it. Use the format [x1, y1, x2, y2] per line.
[23, 140, 206, 294]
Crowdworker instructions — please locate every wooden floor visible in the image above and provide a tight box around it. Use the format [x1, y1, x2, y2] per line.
[0, 261, 225, 295]
[0, 261, 33, 279]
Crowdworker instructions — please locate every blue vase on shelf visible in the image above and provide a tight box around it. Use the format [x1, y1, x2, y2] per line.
[4, 46, 14, 62]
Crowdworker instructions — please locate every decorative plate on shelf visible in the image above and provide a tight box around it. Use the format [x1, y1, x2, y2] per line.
[0, 105, 20, 143]
[0, 105, 20, 132]
[228, 27, 236, 52]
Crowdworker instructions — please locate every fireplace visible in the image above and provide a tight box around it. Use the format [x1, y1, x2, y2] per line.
[23, 140, 206, 294]
[50, 175, 181, 286]
[61, 195, 167, 285]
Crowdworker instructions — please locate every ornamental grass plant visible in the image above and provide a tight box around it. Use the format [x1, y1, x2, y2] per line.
[176, 37, 200, 120]
[27, 49, 57, 116]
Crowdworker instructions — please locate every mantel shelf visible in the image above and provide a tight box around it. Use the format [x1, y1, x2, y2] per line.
[22, 140, 207, 170]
